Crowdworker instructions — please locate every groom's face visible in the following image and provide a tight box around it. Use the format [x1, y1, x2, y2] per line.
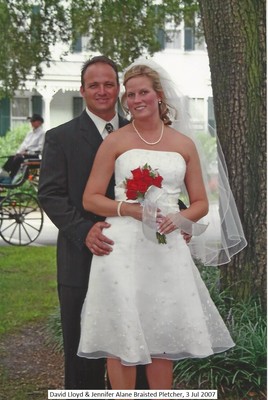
[80, 62, 120, 121]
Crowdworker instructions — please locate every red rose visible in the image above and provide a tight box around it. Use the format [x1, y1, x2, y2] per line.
[143, 175, 154, 185]
[126, 179, 139, 191]
[152, 175, 163, 188]
[142, 168, 151, 177]
[126, 189, 138, 200]
[125, 164, 163, 201]
[131, 167, 143, 179]
[137, 181, 149, 194]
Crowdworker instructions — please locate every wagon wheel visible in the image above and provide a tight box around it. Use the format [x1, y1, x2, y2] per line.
[0, 192, 44, 246]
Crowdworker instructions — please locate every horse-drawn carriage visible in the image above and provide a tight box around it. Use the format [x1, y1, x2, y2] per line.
[0, 157, 44, 246]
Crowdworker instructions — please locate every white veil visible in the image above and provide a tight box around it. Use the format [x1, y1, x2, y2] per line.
[123, 57, 247, 266]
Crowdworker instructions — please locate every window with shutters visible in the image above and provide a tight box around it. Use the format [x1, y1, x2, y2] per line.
[11, 98, 30, 127]
[189, 98, 205, 131]
[165, 30, 182, 49]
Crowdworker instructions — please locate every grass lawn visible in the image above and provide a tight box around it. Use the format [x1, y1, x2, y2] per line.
[0, 246, 60, 399]
[0, 246, 58, 336]
[0, 246, 266, 400]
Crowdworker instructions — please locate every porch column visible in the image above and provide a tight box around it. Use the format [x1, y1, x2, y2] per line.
[37, 88, 59, 131]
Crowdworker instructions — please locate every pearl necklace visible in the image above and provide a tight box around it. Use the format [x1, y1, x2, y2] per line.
[132, 120, 164, 146]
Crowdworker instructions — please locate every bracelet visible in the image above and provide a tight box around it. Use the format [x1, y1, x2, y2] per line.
[117, 201, 123, 217]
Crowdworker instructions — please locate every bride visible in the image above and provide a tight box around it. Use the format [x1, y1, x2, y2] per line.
[77, 59, 246, 389]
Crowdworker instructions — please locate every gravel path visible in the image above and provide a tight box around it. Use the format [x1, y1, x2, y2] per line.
[0, 322, 64, 399]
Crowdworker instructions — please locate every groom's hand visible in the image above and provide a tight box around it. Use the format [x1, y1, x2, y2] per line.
[181, 231, 192, 244]
[85, 221, 114, 256]
[178, 199, 192, 243]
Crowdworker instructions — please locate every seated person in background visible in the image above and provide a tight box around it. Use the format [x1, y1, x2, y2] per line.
[0, 114, 45, 183]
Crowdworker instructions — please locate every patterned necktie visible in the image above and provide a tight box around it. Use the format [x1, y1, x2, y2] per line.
[105, 123, 114, 134]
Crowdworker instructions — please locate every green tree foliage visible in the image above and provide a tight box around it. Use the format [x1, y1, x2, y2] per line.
[0, 0, 198, 98]
[71, 0, 198, 70]
[0, 0, 70, 99]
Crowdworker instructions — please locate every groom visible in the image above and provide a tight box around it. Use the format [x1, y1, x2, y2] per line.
[38, 56, 148, 389]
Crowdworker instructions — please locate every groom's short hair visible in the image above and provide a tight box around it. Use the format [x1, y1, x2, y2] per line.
[81, 55, 119, 87]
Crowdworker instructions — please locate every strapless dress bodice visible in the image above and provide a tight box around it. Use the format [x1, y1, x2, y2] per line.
[114, 149, 186, 209]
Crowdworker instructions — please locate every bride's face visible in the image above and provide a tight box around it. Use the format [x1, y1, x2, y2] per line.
[125, 76, 160, 120]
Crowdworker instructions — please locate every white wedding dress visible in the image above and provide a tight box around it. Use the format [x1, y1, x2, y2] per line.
[78, 149, 234, 366]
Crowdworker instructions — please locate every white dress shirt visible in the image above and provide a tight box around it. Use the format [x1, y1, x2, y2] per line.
[17, 126, 45, 153]
[85, 108, 119, 139]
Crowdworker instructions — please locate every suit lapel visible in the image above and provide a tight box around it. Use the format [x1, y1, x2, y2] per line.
[79, 110, 129, 149]
[79, 110, 103, 151]
[119, 115, 130, 128]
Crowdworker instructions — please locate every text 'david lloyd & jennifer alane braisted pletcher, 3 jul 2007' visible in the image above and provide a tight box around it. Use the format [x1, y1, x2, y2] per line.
[48, 389, 218, 399]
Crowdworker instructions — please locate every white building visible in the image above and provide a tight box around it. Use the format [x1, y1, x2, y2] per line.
[0, 22, 215, 136]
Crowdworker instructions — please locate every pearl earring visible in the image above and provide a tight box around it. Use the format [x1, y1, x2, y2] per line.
[158, 99, 162, 105]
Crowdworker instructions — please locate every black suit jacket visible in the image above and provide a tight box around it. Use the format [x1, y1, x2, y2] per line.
[38, 110, 129, 288]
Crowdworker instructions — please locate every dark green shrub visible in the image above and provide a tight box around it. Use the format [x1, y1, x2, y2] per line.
[44, 307, 63, 353]
[174, 267, 266, 399]
[0, 124, 29, 160]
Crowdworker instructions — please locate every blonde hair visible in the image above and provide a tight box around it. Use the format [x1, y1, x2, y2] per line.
[121, 64, 173, 125]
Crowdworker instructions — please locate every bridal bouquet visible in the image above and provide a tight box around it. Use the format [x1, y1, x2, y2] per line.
[125, 164, 166, 244]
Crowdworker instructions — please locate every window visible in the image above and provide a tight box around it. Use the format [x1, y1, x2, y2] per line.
[11, 98, 30, 127]
[189, 98, 205, 131]
[165, 30, 182, 49]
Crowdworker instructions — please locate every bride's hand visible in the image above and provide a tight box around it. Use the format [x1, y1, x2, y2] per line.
[157, 215, 178, 235]
[121, 202, 145, 221]
[121, 202, 163, 222]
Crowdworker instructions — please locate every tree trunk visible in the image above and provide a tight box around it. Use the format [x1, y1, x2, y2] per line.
[199, 0, 266, 306]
